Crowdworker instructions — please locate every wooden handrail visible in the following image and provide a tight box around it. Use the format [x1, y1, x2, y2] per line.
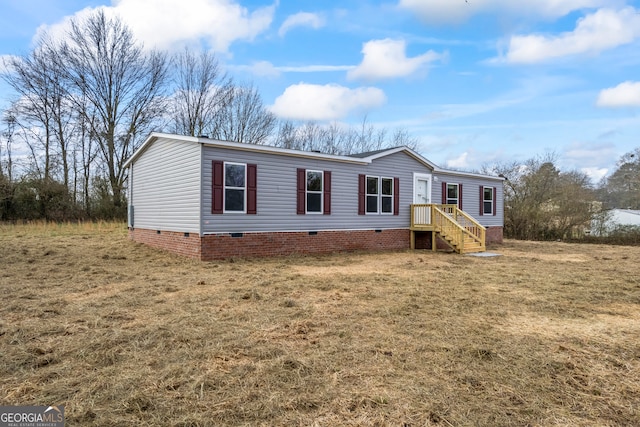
[432, 206, 466, 251]
[410, 204, 486, 253]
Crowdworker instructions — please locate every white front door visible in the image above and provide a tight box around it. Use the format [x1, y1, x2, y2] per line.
[414, 174, 432, 204]
[413, 173, 432, 225]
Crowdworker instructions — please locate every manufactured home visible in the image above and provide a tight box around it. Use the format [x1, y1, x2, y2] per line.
[124, 133, 504, 260]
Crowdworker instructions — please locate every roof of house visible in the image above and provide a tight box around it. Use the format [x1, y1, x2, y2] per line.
[610, 209, 640, 226]
[124, 132, 504, 182]
[349, 147, 402, 158]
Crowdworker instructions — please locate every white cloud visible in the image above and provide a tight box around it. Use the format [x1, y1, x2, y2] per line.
[398, 0, 623, 24]
[33, 6, 100, 46]
[245, 60, 281, 77]
[35, 0, 276, 52]
[446, 151, 469, 169]
[564, 141, 615, 160]
[278, 12, 324, 37]
[562, 141, 616, 182]
[0, 55, 19, 74]
[232, 61, 355, 77]
[597, 81, 640, 107]
[278, 65, 355, 73]
[347, 39, 444, 82]
[581, 167, 609, 182]
[269, 83, 386, 121]
[501, 7, 640, 64]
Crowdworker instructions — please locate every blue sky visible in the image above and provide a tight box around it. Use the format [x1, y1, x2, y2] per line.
[1, 0, 640, 181]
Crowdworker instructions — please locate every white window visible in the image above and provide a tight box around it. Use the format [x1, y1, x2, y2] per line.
[483, 186, 494, 215]
[224, 162, 246, 212]
[366, 176, 394, 214]
[306, 170, 323, 213]
[446, 183, 459, 206]
[366, 176, 379, 213]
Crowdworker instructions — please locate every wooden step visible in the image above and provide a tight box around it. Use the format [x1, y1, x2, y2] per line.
[436, 231, 485, 254]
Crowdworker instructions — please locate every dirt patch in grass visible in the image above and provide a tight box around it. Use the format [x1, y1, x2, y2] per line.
[1, 224, 640, 426]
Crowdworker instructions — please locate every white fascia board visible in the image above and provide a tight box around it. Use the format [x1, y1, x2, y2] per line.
[124, 133, 504, 182]
[361, 145, 503, 181]
[124, 132, 368, 167]
[122, 132, 190, 169]
[435, 169, 505, 181]
[361, 146, 439, 170]
[202, 138, 367, 165]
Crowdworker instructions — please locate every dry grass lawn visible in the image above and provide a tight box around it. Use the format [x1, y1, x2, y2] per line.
[1, 222, 639, 426]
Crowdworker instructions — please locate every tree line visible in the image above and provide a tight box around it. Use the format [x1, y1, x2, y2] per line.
[0, 10, 637, 243]
[483, 149, 640, 241]
[0, 10, 415, 221]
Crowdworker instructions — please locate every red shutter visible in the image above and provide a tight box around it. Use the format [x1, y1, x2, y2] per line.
[323, 171, 331, 215]
[247, 164, 257, 215]
[393, 177, 400, 216]
[493, 186, 497, 216]
[441, 181, 446, 204]
[212, 160, 224, 214]
[358, 174, 365, 215]
[458, 184, 463, 210]
[297, 168, 305, 214]
[479, 186, 484, 216]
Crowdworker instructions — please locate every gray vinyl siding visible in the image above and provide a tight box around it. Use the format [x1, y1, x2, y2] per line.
[433, 172, 504, 227]
[201, 147, 429, 233]
[130, 137, 201, 233]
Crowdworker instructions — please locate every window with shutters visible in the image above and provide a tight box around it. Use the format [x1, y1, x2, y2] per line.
[365, 176, 395, 214]
[212, 161, 256, 215]
[297, 169, 331, 215]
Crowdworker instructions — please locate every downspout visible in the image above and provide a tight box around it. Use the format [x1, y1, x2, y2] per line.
[199, 143, 203, 238]
[128, 164, 134, 228]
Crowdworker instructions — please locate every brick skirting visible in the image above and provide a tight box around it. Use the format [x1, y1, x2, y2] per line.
[129, 226, 503, 260]
[128, 228, 201, 259]
[129, 228, 411, 260]
[200, 229, 411, 260]
[485, 226, 504, 244]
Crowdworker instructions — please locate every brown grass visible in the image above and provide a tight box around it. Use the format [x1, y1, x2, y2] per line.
[1, 223, 639, 426]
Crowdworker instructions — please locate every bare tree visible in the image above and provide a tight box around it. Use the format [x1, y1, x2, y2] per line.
[74, 93, 99, 213]
[1, 112, 16, 183]
[59, 10, 169, 210]
[554, 170, 595, 237]
[484, 154, 596, 240]
[171, 48, 233, 137]
[598, 148, 640, 209]
[2, 37, 69, 182]
[274, 120, 297, 150]
[390, 128, 419, 150]
[213, 83, 276, 144]
[272, 116, 419, 155]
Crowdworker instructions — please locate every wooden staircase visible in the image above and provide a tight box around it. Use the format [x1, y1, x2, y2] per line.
[410, 204, 486, 254]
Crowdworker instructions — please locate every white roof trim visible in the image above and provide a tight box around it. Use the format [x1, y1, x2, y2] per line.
[434, 168, 505, 181]
[360, 146, 439, 170]
[359, 145, 503, 181]
[124, 132, 368, 168]
[200, 137, 368, 164]
[124, 132, 504, 182]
